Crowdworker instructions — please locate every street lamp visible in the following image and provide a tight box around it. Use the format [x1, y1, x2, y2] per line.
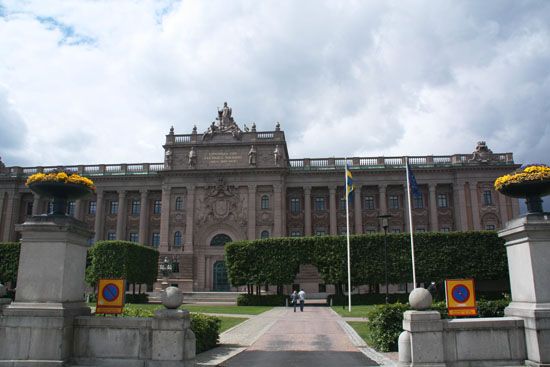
[159, 256, 173, 290]
[378, 214, 392, 303]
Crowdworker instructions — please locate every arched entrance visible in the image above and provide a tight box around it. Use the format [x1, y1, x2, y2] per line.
[213, 261, 230, 291]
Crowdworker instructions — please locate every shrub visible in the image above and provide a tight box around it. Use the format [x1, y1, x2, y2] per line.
[477, 298, 510, 318]
[125, 293, 149, 304]
[0, 242, 20, 285]
[237, 294, 288, 306]
[365, 303, 410, 352]
[327, 293, 409, 306]
[191, 313, 221, 354]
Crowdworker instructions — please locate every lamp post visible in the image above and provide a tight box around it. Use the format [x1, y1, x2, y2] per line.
[378, 214, 392, 304]
[159, 256, 173, 290]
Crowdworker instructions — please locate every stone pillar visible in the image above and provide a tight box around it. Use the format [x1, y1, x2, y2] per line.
[273, 184, 282, 237]
[151, 309, 196, 366]
[402, 311, 445, 366]
[74, 199, 83, 220]
[2, 191, 21, 242]
[32, 194, 40, 216]
[159, 185, 171, 251]
[329, 186, 337, 235]
[429, 184, 438, 232]
[93, 189, 104, 243]
[354, 185, 362, 234]
[116, 190, 127, 240]
[304, 186, 312, 236]
[456, 182, 468, 231]
[2, 216, 92, 365]
[378, 185, 387, 215]
[500, 214, 550, 366]
[498, 192, 509, 228]
[281, 185, 287, 236]
[403, 185, 410, 232]
[139, 190, 149, 245]
[469, 181, 481, 230]
[185, 186, 194, 251]
[248, 185, 256, 240]
[0, 192, 4, 240]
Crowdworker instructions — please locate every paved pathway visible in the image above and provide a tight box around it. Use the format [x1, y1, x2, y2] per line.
[198, 306, 380, 367]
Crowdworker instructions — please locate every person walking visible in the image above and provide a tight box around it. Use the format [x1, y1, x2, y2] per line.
[298, 289, 306, 312]
[290, 290, 298, 312]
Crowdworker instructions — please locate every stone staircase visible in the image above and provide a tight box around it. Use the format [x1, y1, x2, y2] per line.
[150, 291, 243, 304]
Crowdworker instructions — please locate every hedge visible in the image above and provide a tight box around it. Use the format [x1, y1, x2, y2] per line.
[226, 232, 507, 290]
[86, 241, 159, 291]
[328, 293, 409, 306]
[0, 242, 20, 285]
[237, 294, 289, 306]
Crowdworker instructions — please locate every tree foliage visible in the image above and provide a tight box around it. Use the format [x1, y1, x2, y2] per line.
[0, 242, 20, 285]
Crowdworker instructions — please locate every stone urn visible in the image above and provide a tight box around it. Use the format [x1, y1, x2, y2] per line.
[29, 181, 92, 215]
[497, 179, 550, 214]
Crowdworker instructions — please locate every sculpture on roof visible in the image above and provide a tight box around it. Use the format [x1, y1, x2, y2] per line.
[188, 147, 197, 168]
[0, 156, 6, 173]
[469, 141, 494, 163]
[203, 102, 243, 141]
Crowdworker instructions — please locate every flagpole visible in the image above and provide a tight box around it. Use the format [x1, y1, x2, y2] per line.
[345, 159, 352, 312]
[405, 157, 417, 287]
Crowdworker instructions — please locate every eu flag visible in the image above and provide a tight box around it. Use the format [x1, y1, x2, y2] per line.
[407, 163, 421, 198]
[346, 164, 354, 200]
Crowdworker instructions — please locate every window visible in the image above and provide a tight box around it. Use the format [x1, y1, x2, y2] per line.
[339, 197, 346, 210]
[129, 232, 139, 243]
[290, 230, 302, 237]
[389, 195, 399, 209]
[338, 227, 347, 235]
[151, 232, 160, 247]
[315, 229, 326, 236]
[88, 201, 96, 214]
[314, 197, 326, 211]
[48, 201, 53, 214]
[483, 190, 493, 206]
[26, 202, 33, 216]
[131, 200, 140, 215]
[416, 228, 426, 232]
[107, 232, 116, 240]
[391, 228, 401, 233]
[175, 197, 184, 211]
[485, 224, 496, 230]
[365, 228, 377, 234]
[364, 196, 375, 210]
[172, 259, 180, 273]
[109, 201, 118, 214]
[437, 194, 448, 208]
[261, 195, 270, 209]
[261, 230, 270, 239]
[67, 201, 75, 216]
[210, 233, 232, 246]
[318, 284, 327, 293]
[440, 227, 450, 233]
[413, 193, 424, 209]
[153, 200, 161, 214]
[290, 197, 301, 213]
[173, 231, 182, 247]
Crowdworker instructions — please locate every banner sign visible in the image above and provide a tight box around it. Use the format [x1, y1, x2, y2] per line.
[96, 278, 125, 314]
[445, 278, 477, 317]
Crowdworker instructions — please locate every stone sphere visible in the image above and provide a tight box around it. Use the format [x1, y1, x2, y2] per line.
[161, 286, 183, 309]
[0, 283, 6, 297]
[409, 287, 432, 310]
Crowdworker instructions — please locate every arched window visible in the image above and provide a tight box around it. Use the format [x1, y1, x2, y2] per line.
[261, 195, 269, 209]
[210, 233, 232, 247]
[175, 197, 184, 211]
[261, 230, 270, 239]
[173, 231, 182, 247]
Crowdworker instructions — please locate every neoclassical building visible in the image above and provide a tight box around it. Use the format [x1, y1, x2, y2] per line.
[0, 104, 519, 292]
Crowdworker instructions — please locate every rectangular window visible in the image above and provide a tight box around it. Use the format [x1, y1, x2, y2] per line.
[318, 284, 327, 293]
[315, 229, 326, 236]
[391, 228, 401, 233]
[338, 227, 347, 235]
[339, 197, 346, 210]
[88, 201, 97, 214]
[172, 260, 180, 273]
[129, 232, 139, 242]
[131, 200, 140, 215]
[364, 196, 375, 210]
[483, 190, 493, 206]
[110, 201, 118, 214]
[389, 195, 399, 209]
[67, 201, 75, 216]
[107, 232, 116, 240]
[485, 224, 496, 230]
[314, 197, 326, 211]
[437, 194, 448, 208]
[440, 227, 450, 233]
[290, 198, 301, 213]
[153, 200, 161, 214]
[413, 194, 424, 209]
[416, 228, 426, 232]
[290, 230, 302, 237]
[152, 232, 160, 247]
[365, 228, 377, 234]
[261, 195, 270, 209]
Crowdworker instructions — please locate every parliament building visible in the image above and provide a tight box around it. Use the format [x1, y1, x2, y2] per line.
[0, 104, 520, 292]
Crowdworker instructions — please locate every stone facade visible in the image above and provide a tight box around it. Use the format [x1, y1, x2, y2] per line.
[0, 105, 520, 292]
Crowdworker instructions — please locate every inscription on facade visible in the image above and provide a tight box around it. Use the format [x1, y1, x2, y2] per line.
[204, 152, 243, 166]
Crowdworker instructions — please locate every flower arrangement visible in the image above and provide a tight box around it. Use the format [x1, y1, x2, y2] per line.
[26, 172, 95, 191]
[494, 164, 550, 191]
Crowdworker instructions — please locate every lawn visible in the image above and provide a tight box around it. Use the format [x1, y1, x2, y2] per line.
[347, 321, 371, 343]
[90, 303, 272, 315]
[218, 316, 248, 333]
[331, 305, 375, 318]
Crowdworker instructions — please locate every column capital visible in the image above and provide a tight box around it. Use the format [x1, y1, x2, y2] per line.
[248, 184, 257, 192]
[186, 185, 195, 192]
[429, 183, 437, 192]
[378, 184, 387, 192]
[140, 189, 148, 196]
[118, 190, 127, 197]
[303, 185, 312, 194]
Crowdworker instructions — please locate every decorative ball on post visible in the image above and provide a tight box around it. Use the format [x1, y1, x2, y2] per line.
[161, 286, 183, 309]
[409, 287, 433, 310]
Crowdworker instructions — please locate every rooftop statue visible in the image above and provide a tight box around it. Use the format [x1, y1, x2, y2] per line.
[203, 102, 243, 141]
[469, 141, 494, 163]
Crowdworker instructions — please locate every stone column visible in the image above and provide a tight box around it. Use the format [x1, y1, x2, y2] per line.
[185, 186, 195, 251]
[500, 214, 550, 366]
[2, 191, 21, 242]
[455, 182, 468, 231]
[498, 192, 509, 228]
[378, 185, 387, 215]
[329, 186, 337, 235]
[139, 190, 149, 245]
[281, 185, 287, 236]
[273, 184, 282, 237]
[248, 185, 256, 240]
[74, 199, 83, 220]
[354, 185, 362, 234]
[0, 192, 5, 240]
[304, 186, 312, 236]
[401, 311, 445, 365]
[93, 189, 105, 242]
[159, 185, 171, 251]
[469, 181, 481, 230]
[429, 184, 438, 232]
[32, 194, 40, 216]
[116, 190, 127, 240]
[151, 309, 196, 366]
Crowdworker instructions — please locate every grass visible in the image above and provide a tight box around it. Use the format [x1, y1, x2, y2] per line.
[347, 321, 371, 343]
[331, 305, 375, 318]
[90, 302, 272, 315]
[218, 316, 248, 333]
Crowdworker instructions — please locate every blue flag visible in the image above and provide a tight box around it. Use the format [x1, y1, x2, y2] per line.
[407, 163, 421, 198]
[346, 164, 354, 200]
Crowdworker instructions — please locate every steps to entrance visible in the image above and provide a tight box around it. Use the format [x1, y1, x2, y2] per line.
[183, 291, 243, 304]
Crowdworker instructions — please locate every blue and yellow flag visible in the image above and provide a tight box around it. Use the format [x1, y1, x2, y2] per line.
[346, 164, 354, 200]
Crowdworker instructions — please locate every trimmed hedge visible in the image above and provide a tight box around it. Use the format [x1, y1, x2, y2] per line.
[226, 232, 507, 289]
[237, 294, 289, 306]
[191, 313, 222, 354]
[328, 293, 409, 306]
[0, 242, 20, 285]
[125, 293, 149, 304]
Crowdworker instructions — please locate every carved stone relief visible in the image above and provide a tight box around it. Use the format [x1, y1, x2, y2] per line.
[195, 179, 247, 227]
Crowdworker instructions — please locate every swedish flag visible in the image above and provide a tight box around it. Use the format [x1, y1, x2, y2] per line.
[346, 164, 354, 200]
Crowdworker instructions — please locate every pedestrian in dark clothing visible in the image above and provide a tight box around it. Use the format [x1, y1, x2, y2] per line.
[298, 289, 306, 312]
[290, 290, 298, 312]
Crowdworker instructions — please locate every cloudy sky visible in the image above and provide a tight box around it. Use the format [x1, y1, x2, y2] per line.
[0, 0, 549, 168]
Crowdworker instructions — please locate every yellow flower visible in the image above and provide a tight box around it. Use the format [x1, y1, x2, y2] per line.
[26, 171, 95, 190]
[494, 165, 550, 190]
